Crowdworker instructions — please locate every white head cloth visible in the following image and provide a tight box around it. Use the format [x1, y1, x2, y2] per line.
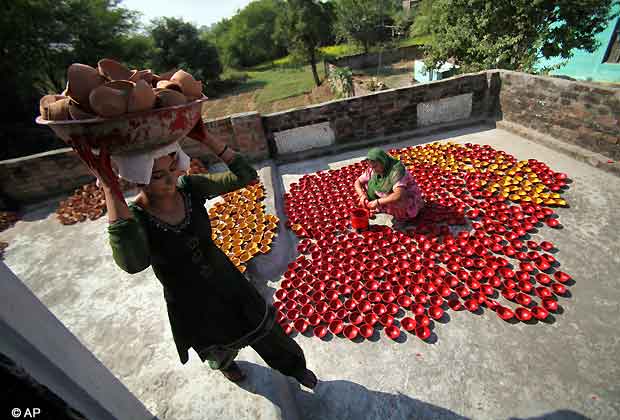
[111, 141, 191, 185]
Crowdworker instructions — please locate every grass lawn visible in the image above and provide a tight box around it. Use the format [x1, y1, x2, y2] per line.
[253, 36, 429, 69]
[399, 34, 432, 47]
[205, 37, 429, 118]
[204, 64, 332, 119]
[246, 64, 326, 105]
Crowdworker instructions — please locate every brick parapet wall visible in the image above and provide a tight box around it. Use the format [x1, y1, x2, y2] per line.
[496, 70, 620, 160]
[263, 71, 492, 149]
[180, 111, 269, 164]
[0, 148, 94, 206]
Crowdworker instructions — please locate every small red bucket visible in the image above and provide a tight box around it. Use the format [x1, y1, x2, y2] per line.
[351, 208, 370, 230]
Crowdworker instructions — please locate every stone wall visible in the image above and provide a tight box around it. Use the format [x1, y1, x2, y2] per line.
[180, 111, 269, 164]
[263, 71, 495, 157]
[497, 71, 620, 160]
[327, 45, 423, 71]
[0, 148, 94, 206]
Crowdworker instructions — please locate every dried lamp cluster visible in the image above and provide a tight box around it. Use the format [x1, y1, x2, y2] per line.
[209, 182, 278, 274]
[0, 212, 19, 259]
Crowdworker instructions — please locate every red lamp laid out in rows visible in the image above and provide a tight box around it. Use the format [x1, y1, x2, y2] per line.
[278, 143, 572, 343]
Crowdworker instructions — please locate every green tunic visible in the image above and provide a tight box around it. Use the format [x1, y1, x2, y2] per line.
[108, 155, 274, 365]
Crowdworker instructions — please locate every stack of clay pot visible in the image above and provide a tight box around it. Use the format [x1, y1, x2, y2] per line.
[39, 59, 204, 121]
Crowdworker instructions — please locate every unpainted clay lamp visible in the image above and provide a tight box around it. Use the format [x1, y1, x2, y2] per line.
[68, 99, 96, 120]
[98, 58, 133, 81]
[154, 88, 187, 108]
[40, 95, 70, 121]
[128, 80, 156, 113]
[171, 69, 203, 100]
[129, 69, 154, 84]
[66, 63, 105, 109]
[89, 81, 133, 118]
[156, 79, 184, 93]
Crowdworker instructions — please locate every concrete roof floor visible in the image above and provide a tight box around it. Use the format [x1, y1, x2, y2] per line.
[1, 125, 619, 420]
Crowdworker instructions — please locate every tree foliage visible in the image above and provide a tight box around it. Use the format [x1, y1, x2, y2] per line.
[1, 0, 142, 116]
[276, 0, 335, 86]
[409, 0, 433, 38]
[333, 0, 396, 53]
[423, 0, 620, 73]
[1, 0, 152, 159]
[208, 0, 287, 68]
[150, 17, 222, 81]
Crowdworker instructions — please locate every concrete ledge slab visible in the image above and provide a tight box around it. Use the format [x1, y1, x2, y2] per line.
[496, 120, 620, 177]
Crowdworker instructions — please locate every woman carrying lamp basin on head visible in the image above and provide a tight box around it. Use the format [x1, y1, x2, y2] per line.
[87, 134, 317, 387]
[354, 147, 424, 223]
[37, 58, 318, 388]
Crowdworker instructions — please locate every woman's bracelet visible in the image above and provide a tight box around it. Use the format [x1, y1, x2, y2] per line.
[217, 144, 229, 157]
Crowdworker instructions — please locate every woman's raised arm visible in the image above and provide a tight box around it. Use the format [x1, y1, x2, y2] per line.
[184, 133, 258, 200]
[74, 145, 151, 274]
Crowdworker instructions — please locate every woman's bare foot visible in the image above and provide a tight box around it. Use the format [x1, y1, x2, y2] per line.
[297, 369, 318, 389]
[221, 362, 246, 382]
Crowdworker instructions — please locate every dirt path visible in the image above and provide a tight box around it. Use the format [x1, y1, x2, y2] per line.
[202, 83, 334, 120]
[352, 59, 415, 92]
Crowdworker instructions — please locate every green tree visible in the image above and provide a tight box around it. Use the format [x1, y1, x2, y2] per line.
[409, 0, 433, 38]
[150, 17, 222, 81]
[2, 0, 141, 105]
[42, 0, 142, 92]
[208, 0, 287, 68]
[423, 0, 620, 73]
[277, 0, 335, 86]
[1, 0, 147, 159]
[392, 9, 414, 39]
[334, 0, 395, 53]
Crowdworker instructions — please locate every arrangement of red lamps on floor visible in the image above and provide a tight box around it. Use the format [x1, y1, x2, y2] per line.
[276, 142, 572, 342]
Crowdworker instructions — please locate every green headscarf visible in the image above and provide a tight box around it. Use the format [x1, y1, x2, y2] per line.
[366, 148, 406, 200]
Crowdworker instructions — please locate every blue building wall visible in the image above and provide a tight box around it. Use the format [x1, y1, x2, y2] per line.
[538, 5, 620, 82]
[414, 60, 457, 83]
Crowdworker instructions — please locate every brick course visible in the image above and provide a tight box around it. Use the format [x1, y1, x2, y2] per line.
[497, 70, 620, 160]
